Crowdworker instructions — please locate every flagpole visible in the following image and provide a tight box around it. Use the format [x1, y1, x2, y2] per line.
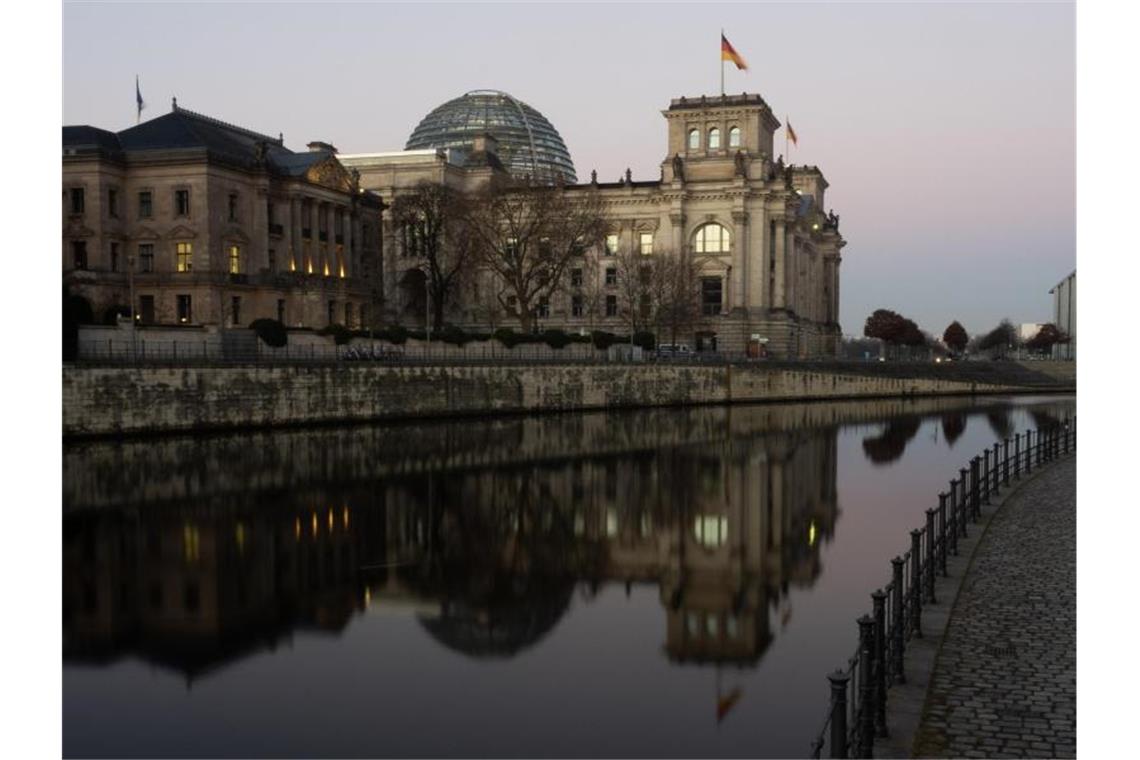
[720, 29, 724, 95]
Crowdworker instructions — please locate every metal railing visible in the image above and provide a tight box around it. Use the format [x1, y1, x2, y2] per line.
[808, 415, 1076, 758]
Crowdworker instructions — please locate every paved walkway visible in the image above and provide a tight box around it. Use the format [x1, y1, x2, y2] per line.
[912, 457, 1076, 758]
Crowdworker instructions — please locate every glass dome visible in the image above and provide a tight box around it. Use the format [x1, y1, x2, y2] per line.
[406, 89, 577, 184]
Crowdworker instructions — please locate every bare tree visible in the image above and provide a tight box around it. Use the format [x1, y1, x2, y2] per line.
[650, 248, 701, 345]
[389, 182, 476, 330]
[613, 246, 656, 337]
[463, 177, 608, 333]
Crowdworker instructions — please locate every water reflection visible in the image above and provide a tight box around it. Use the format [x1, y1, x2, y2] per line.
[63, 395, 1074, 757]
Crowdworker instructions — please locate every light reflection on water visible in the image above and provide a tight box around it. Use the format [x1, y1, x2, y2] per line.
[62, 395, 1073, 758]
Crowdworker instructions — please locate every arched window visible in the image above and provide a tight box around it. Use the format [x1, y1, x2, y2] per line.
[688, 129, 700, 150]
[708, 128, 721, 149]
[693, 223, 731, 254]
[728, 126, 741, 147]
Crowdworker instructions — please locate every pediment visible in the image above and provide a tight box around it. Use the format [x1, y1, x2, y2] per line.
[164, 224, 198, 240]
[221, 225, 251, 244]
[305, 157, 353, 193]
[131, 225, 161, 240]
[63, 222, 96, 238]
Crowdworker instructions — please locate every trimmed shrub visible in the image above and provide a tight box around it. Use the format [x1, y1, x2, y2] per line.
[102, 305, 130, 325]
[383, 325, 409, 344]
[591, 330, 618, 350]
[633, 331, 656, 350]
[318, 323, 353, 345]
[494, 327, 523, 348]
[250, 318, 288, 348]
[541, 329, 572, 350]
[438, 325, 471, 346]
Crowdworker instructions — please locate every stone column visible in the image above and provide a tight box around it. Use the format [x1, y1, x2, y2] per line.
[252, 186, 268, 272]
[670, 211, 684, 257]
[773, 218, 786, 309]
[289, 195, 301, 272]
[732, 210, 748, 311]
[344, 204, 354, 277]
[309, 200, 319, 274]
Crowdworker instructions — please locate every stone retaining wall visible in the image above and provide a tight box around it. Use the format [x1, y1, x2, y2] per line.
[62, 363, 1040, 437]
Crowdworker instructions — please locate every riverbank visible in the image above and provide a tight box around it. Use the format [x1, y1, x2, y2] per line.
[62, 361, 1075, 437]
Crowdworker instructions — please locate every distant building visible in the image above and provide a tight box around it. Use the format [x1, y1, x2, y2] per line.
[1049, 270, 1076, 359]
[62, 101, 385, 330]
[1019, 322, 1045, 343]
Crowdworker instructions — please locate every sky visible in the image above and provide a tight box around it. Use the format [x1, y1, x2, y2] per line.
[62, 0, 1075, 337]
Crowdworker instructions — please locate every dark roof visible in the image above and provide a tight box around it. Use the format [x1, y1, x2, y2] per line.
[63, 125, 123, 154]
[668, 93, 772, 112]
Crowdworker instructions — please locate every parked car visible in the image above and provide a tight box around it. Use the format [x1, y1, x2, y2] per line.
[656, 343, 692, 357]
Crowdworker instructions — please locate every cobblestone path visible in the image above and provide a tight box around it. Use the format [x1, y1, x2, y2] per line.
[913, 457, 1076, 759]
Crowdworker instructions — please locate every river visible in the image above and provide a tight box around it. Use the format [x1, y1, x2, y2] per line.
[62, 394, 1074, 758]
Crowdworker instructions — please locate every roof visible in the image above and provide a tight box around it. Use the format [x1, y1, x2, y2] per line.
[62, 125, 124, 157]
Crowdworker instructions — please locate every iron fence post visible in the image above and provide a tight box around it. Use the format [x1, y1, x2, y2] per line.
[910, 530, 923, 638]
[1003, 437, 1010, 485]
[992, 443, 1000, 495]
[982, 449, 991, 505]
[1064, 423, 1070, 455]
[938, 492, 948, 576]
[958, 469, 969, 537]
[890, 556, 905, 684]
[828, 670, 850, 759]
[1014, 433, 1021, 478]
[948, 482, 960, 554]
[1026, 430, 1034, 474]
[871, 590, 888, 738]
[857, 615, 876, 758]
[970, 458, 980, 520]
[924, 509, 937, 604]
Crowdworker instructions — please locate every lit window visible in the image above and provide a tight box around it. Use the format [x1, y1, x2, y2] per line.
[728, 126, 741, 147]
[604, 233, 619, 256]
[228, 244, 241, 274]
[639, 232, 654, 255]
[708, 128, 721, 149]
[688, 129, 700, 150]
[706, 614, 719, 637]
[694, 223, 731, 254]
[176, 242, 192, 272]
[183, 522, 200, 562]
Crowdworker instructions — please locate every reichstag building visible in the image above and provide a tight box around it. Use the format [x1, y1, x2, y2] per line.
[63, 87, 845, 357]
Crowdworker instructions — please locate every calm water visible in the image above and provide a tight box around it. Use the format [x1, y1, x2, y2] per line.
[62, 395, 1074, 758]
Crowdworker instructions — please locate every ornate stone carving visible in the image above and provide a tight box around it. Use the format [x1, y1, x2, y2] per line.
[306, 158, 353, 192]
[672, 153, 684, 182]
[734, 150, 747, 178]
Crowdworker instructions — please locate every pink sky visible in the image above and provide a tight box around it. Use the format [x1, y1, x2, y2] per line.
[64, 1, 1075, 336]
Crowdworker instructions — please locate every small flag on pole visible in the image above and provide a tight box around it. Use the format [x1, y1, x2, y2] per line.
[716, 687, 743, 723]
[721, 33, 748, 71]
[787, 118, 799, 147]
[136, 76, 145, 123]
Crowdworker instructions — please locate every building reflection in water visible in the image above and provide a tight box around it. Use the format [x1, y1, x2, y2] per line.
[63, 397, 1065, 684]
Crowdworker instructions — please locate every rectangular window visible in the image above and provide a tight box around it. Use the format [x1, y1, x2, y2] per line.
[176, 294, 192, 323]
[228, 193, 238, 222]
[571, 268, 583, 287]
[108, 188, 118, 218]
[605, 295, 618, 317]
[139, 295, 155, 324]
[138, 191, 152, 218]
[176, 242, 192, 272]
[359, 303, 368, 328]
[328, 300, 336, 325]
[537, 297, 550, 318]
[605, 267, 617, 286]
[231, 296, 241, 326]
[228, 244, 241, 274]
[268, 248, 276, 271]
[639, 232, 654, 255]
[72, 241, 87, 270]
[276, 299, 286, 323]
[640, 293, 652, 319]
[138, 243, 154, 272]
[345, 302, 354, 328]
[175, 189, 190, 216]
[604, 233, 619, 256]
[110, 242, 119, 272]
[572, 295, 584, 317]
[507, 295, 518, 314]
[701, 276, 723, 316]
[70, 188, 85, 215]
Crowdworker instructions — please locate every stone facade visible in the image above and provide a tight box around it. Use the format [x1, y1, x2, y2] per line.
[1049, 270, 1075, 360]
[343, 93, 846, 358]
[62, 103, 385, 330]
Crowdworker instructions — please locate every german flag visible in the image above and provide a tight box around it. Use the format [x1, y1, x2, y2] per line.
[787, 119, 799, 146]
[721, 33, 748, 71]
